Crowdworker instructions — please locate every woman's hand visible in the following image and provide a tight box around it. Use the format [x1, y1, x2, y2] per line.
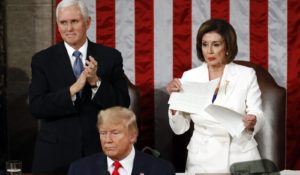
[243, 114, 257, 131]
[166, 78, 181, 116]
[166, 78, 182, 95]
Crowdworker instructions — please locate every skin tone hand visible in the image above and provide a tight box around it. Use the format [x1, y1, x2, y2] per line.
[166, 78, 181, 95]
[69, 56, 100, 96]
[243, 114, 257, 132]
[69, 72, 87, 96]
[166, 78, 182, 115]
[85, 56, 100, 86]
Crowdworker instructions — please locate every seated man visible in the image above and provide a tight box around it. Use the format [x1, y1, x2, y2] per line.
[68, 106, 175, 175]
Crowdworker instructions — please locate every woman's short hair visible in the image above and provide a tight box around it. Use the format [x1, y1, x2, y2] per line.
[56, 0, 89, 20]
[97, 107, 138, 135]
[196, 18, 238, 63]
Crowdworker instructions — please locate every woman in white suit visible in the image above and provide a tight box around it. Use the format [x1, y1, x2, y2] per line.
[166, 19, 264, 174]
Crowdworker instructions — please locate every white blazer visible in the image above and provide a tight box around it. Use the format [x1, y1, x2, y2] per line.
[169, 62, 264, 174]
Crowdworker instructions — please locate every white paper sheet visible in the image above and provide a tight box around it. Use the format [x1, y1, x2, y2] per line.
[204, 104, 245, 137]
[168, 79, 219, 114]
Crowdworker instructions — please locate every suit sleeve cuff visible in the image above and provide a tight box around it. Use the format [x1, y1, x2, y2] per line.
[91, 80, 101, 98]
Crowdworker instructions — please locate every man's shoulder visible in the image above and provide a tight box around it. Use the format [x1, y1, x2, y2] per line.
[71, 152, 105, 166]
[136, 151, 162, 162]
[136, 151, 175, 173]
[68, 153, 108, 175]
[88, 41, 121, 54]
[88, 41, 121, 57]
[36, 42, 63, 53]
[32, 42, 64, 60]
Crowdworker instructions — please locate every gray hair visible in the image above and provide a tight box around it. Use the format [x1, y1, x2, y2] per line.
[56, 0, 89, 20]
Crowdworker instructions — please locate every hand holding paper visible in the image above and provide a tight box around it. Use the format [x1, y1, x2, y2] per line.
[168, 79, 219, 114]
[204, 104, 245, 137]
[243, 114, 256, 131]
[166, 78, 182, 94]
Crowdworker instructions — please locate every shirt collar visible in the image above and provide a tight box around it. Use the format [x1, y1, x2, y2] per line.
[107, 147, 135, 175]
[64, 39, 88, 62]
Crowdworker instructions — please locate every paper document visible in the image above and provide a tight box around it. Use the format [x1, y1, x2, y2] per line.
[168, 79, 219, 114]
[204, 104, 245, 137]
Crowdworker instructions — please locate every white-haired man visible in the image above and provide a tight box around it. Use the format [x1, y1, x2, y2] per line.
[29, 0, 130, 173]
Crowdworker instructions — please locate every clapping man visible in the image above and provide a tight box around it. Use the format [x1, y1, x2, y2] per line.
[29, 0, 130, 173]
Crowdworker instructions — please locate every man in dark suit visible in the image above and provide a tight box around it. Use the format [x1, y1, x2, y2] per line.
[68, 107, 175, 175]
[29, 0, 130, 173]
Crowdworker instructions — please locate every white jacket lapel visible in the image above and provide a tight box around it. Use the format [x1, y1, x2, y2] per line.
[214, 63, 239, 105]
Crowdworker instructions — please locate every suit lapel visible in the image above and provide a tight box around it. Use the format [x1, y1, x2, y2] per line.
[80, 41, 95, 102]
[86, 40, 105, 77]
[56, 42, 94, 103]
[131, 151, 146, 175]
[81, 40, 105, 102]
[56, 42, 77, 85]
[86, 40, 94, 60]
[214, 63, 238, 105]
[98, 155, 108, 174]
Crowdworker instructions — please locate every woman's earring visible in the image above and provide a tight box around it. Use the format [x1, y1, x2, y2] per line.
[226, 52, 229, 56]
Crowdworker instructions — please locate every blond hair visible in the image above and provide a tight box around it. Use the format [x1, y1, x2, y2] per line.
[97, 107, 138, 135]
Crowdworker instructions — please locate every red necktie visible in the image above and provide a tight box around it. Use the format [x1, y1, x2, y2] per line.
[112, 161, 122, 175]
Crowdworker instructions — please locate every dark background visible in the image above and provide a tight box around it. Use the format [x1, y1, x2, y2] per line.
[0, 0, 38, 172]
[0, 0, 7, 171]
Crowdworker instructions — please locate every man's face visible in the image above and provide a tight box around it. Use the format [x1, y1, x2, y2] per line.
[99, 121, 137, 160]
[57, 5, 91, 50]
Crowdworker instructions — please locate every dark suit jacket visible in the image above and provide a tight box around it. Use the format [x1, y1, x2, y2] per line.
[29, 40, 130, 173]
[68, 151, 176, 175]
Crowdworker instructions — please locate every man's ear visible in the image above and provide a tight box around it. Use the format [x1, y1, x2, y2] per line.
[129, 131, 138, 144]
[86, 16, 92, 29]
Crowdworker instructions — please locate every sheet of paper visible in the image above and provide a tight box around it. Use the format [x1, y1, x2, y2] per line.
[168, 79, 219, 114]
[204, 104, 245, 136]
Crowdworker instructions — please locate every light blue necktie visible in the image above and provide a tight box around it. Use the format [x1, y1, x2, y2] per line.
[73, 51, 84, 79]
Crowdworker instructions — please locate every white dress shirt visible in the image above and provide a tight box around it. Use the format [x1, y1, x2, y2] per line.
[64, 40, 100, 101]
[64, 40, 88, 69]
[107, 147, 135, 175]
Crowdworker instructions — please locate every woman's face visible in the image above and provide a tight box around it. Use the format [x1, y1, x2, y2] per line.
[201, 31, 226, 67]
